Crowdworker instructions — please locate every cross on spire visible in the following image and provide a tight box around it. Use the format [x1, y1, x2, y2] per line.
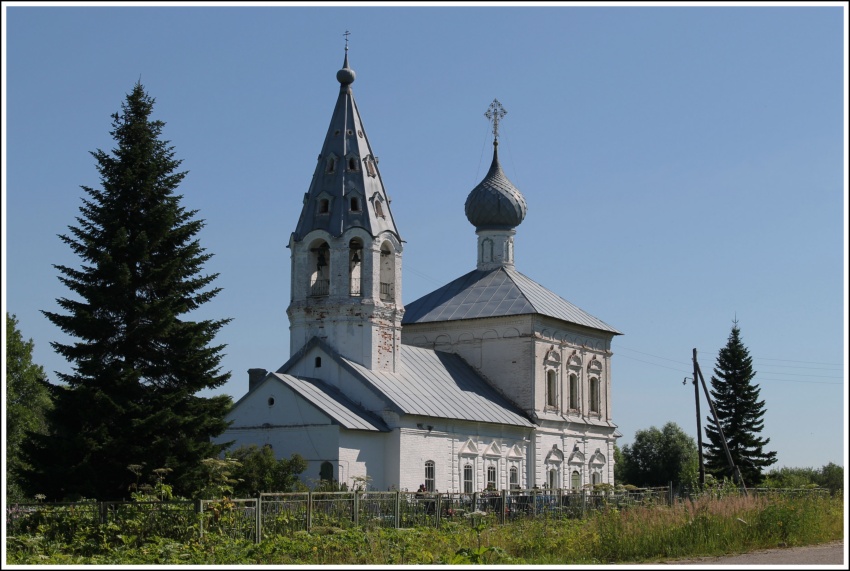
[343, 30, 351, 51]
[485, 99, 507, 143]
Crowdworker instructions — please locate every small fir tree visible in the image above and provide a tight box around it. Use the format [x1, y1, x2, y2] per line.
[702, 321, 776, 486]
[23, 82, 232, 500]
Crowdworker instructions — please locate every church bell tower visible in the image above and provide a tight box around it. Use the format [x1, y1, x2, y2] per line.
[287, 44, 404, 372]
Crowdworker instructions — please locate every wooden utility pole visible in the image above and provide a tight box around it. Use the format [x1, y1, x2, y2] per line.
[693, 349, 706, 487]
[694, 359, 747, 496]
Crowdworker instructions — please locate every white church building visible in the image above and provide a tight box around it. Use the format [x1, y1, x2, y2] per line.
[215, 49, 622, 494]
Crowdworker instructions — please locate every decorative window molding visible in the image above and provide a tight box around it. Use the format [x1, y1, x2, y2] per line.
[458, 439, 479, 456]
[484, 442, 502, 458]
[507, 444, 523, 460]
[588, 357, 603, 374]
[590, 449, 606, 467]
[568, 447, 585, 465]
[364, 155, 377, 177]
[545, 445, 564, 464]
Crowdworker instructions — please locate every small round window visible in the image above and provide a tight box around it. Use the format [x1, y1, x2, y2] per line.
[267, 397, 275, 406]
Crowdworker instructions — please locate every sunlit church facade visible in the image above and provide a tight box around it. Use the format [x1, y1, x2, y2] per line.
[215, 49, 622, 493]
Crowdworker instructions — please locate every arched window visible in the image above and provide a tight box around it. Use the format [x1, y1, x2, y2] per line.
[509, 466, 519, 490]
[591, 472, 601, 486]
[546, 370, 557, 408]
[571, 470, 581, 490]
[348, 157, 358, 171]
[463, 464, 473, 494]
[374, 200, 384, 218]
[320, 461, 333, 482]
[547, 467, 558, 490]
[425, 460, 435, 492]
[315, 356, 322, 368]
[569, 373, 578, 410]
[318, 198, 330, 214]
[350, 197, 361, 211]
[326, 157, 336, 173]
[590, 377, 600, 413]
[487, 465, 497, 490]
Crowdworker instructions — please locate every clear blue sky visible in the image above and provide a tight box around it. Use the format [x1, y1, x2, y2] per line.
[3, 3, 847, 471]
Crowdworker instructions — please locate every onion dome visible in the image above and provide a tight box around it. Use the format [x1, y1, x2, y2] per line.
[464, 144, 527, 230]
[336, 51, 355, 87]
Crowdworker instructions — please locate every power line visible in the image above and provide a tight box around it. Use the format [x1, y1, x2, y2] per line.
[753, 357, 843, 367]
[617, 344, 844, 373]
[616, 349, 843, 386]
[615, 353, 691, 374]
[614, 345, 691, 366]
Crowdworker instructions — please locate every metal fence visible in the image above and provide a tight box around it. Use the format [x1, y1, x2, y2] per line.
[8, 486, 830, 544]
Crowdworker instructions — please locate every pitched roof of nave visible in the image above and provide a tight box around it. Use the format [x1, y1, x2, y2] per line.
[269, 373, 390, 432]
[402, 265, 622, 335]
[276, 337, 535, 428]
[291, 48, 401, 243]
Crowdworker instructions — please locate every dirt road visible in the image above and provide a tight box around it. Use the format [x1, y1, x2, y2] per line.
[653, 540, 845, 566]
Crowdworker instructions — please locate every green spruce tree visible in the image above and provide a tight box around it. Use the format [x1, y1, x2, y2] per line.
[702, 321, 776, 486]
[22, 82, 233, 500]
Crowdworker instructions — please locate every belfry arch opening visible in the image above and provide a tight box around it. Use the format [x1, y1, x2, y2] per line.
[309, 241, 330, 297]
[379, 242, 395, 302]
[349, 238, 363, 296]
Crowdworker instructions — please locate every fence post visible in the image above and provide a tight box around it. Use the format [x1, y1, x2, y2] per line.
[256, 495, 262, 544]
[668, 482, 674, 506]
[353, 490, 359, 526]
[581, 489, 586, 519]
[394, 490, 401, 529]
[500, 489, 507, 524]
[435, 493, 442, 529]
[306, 491, 312, 533]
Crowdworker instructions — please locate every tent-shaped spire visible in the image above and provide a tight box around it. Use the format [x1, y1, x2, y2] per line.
[291, 49, 401, 243]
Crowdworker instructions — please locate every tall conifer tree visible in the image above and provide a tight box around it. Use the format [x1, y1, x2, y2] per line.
[23, 83, 232, 500]
[702, 321, 776, 485]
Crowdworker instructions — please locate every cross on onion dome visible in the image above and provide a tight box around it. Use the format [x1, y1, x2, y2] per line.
[484, 99, 507, 143]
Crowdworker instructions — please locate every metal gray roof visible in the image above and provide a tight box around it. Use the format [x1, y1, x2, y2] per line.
[271, 373, 390, 432]
[340, 344, 535, 428]
[291, 51, 401, 243]
[402, 266, 621, 334]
